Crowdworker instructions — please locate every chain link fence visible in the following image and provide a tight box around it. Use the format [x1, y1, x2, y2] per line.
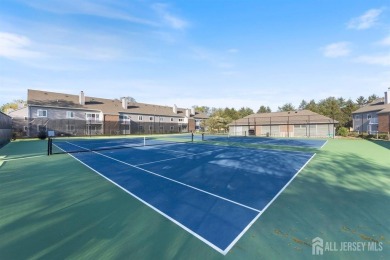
[229, 115, 336, 138]
[13, 118, 190, 137]
[0, 112, 12, 147]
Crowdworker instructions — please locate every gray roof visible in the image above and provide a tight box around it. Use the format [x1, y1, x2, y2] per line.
[229, 110, 338, 126]
[27, 89, 208, 119]
[352, 98, 390, 114]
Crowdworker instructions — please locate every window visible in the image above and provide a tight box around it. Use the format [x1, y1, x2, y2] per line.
[24, 116, 28, 121]
[138, 116, 143, 121]
[367, 114, 372, 120]
[159, 117, 164, 121]
[149, 125, 153, 130]
[37, 109, 47, 117]
[354, 114, 361, 119]
[66, 111, 75, 118]
[149, 116, 153, 121]
[23, 126, 28, 131]
[120, 115, 130, 121]
[170, 118, 174, 122]
[179, 118, 184, 122]
[170, 126, 174, 130]
[86, 113, 100, 121]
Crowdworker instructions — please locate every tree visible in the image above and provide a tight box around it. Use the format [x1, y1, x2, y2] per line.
[277, 103, 295, 112]
[238, 107, 254, 118]
[305, 100, 318, 112]
[0, 100, 26, 113]
[367, 94, 379, 103]
[257, 105, 271, 113]
[356, 96, 366, 107]
[298, 100, 308, 110]
[341, 99, 359, 128]
[192, 105, 210, 115]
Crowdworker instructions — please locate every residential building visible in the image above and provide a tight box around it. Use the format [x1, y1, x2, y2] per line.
[6, 107, 28, 137]
[229, 110, 338, 138]
[352, 88, 390, 134]
[10, 89, 208, 137]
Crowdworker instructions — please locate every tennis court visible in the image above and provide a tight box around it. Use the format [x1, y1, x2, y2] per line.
[2, 137, 389, 259]
[49, 135, 317, 254]
[203, 134, 327, 149]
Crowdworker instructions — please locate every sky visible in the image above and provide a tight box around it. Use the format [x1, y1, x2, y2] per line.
[1, 0, 390, 111]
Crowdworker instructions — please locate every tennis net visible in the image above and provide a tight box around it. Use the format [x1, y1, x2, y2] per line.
[48, 133, 193, 155]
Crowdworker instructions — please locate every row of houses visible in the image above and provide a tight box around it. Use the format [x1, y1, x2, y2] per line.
[6, 88, 390, 139]
[227, 88, 390, 138]
[8, 90, 208, 137]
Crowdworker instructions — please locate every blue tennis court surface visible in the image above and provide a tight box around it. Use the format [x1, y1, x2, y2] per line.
[54, 141, 316, 254]
[205, 135, 327, 148]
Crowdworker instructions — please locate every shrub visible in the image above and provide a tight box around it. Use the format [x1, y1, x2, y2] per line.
[37, 131, 47, 140]
[337, 127, 349, 137]
[348, 132, 359, 138]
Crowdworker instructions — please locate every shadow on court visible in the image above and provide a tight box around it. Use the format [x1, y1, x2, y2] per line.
[0, 139, 389, 259]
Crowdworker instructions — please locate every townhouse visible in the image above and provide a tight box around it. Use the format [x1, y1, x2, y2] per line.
[352, 88, 390, 134]
[8, 89, 208, 137]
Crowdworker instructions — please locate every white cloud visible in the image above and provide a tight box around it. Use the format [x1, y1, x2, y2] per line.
[347, 8, 383, 30]
[152, 3, 188, 30]
[354, 53, 390, 66]
[22, 0, 159, 27]
[0, 32, 43, 59]
[377, 35, 390, 46]
[228, 48, 239, 53]
[322, 42, 351, 58]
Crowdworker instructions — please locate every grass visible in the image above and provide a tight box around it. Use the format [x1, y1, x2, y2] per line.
[0, 138, 389, 259]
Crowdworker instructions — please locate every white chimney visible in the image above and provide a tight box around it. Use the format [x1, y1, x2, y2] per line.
[191, 107, 195, 115]
[173, 104, 177, 114]
[122, 97, 128, 109]
[385, 87, 390, 104]
[185, 109, 190, 117]
[79, 91, 85, 105]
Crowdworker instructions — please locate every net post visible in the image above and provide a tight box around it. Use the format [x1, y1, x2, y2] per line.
[47, 138, 51, 156]
[202, 133, 204, 141]
[47, 137, 53, 155]
[143, 136, 146, 146]
[191, 132, 194, 142]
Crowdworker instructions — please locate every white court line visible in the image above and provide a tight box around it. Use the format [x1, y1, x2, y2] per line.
[135, 150, 222, 166]
[221, 152, 317, 254]
[59, 141, 317, 255]
[320, 140, 328, 149]
[65, 142, 260, 213]
[146, 146, 198, 156]
[0, 155, 46, 162]
[52, 143, 226, 254]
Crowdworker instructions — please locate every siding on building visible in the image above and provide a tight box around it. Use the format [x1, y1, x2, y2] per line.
[23, 89, 208, 137]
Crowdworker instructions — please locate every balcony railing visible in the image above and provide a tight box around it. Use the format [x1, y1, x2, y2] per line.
[86, 119, 103, 124]
[369, 118, 378, 124]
